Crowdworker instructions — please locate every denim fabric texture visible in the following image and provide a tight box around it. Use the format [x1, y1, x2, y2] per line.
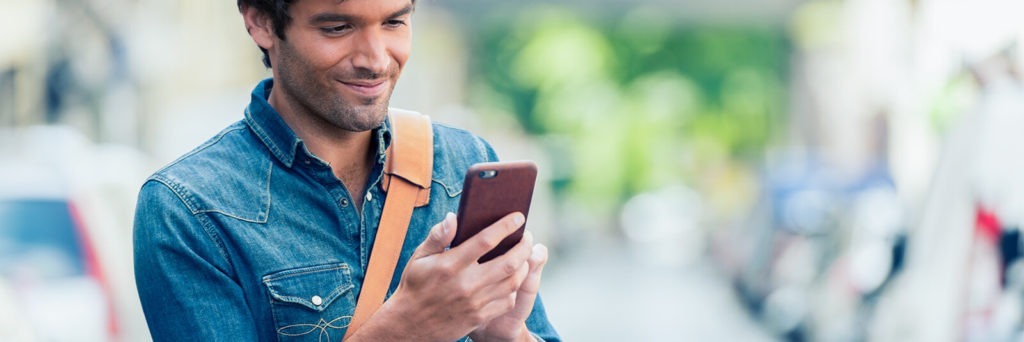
[133, 78, 560, 342]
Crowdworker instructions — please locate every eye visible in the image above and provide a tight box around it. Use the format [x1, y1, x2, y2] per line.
[384, 19, 406, 28]
[321, 24, 352, 35]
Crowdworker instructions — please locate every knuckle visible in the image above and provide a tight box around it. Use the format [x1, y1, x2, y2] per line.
[468, 310, 487, 325]
[453, 282, 474, 299]
[435, 261, 456, 279]
[501, 260, 519, 277]
[504, 216, 520, 232]
[474, 235, 495, 251]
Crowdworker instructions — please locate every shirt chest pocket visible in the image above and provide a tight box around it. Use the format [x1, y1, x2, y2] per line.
[262, 263, 357, 342]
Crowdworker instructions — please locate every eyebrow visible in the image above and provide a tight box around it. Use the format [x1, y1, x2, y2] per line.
[310, 13, 354, 24]
[309, 4, 415, 25]
[388, 4, 415, 19]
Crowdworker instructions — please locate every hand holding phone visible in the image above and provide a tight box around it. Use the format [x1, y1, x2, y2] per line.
[452, 161, 537, 263]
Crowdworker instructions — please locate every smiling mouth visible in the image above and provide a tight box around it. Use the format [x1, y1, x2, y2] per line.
[340, 80, 387, 97]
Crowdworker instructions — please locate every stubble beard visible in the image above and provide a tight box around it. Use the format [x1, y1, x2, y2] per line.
[276, 41, 394, 133]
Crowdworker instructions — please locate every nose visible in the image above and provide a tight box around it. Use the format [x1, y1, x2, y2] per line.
[350, 28, 390, 77]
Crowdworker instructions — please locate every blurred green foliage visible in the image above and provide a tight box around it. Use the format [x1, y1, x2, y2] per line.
[467, 5, 790, 211]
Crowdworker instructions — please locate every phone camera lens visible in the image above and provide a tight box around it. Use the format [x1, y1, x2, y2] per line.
[479, 170, 498, 179]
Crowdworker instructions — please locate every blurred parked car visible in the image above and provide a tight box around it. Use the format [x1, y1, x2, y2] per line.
[0, 199, 117, 340]
[0, 165, 118, 341]
[0, 125, 152, 341]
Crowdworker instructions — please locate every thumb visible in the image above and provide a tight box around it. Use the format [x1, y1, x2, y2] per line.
[412, 212, 457, 259]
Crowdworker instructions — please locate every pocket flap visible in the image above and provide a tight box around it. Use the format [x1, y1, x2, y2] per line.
[262, 263, 354, 312]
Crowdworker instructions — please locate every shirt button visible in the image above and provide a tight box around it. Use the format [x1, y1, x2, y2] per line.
[365, 192, 373, 202]
[304, 159, 311, 165]
[311, 295, 323, 306]
[340, 198, 349, 207]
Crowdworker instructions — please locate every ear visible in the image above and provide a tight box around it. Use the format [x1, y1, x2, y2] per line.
[241, 5, 275, 52]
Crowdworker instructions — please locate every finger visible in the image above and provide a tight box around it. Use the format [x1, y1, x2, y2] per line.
[467, 232, 533, 306]
[506, 244, 548, 320]
[519, 244, 549, 295]
[473, 230, 534, 284]
[411, 212, 457, 260]
[474, 261, 530, 305]
[475, 292, 520, 324]
[452, 212, 525, 265]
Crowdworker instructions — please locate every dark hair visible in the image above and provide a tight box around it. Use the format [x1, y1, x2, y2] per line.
[238, 0, 295, 68]
[238, 0, 416, 68]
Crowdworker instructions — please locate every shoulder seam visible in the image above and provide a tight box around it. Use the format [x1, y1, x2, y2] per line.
[141, 178, 237, 274]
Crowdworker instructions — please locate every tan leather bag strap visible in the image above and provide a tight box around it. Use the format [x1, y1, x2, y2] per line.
[344, 109, 433, 340]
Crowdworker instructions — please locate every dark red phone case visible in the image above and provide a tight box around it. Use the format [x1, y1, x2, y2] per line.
[453, 161, 537, 263]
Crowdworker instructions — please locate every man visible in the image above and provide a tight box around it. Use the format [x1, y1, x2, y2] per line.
[132, 0, 560, 341]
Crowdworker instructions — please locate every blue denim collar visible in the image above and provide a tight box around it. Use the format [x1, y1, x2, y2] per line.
[244, 78, 392, 168]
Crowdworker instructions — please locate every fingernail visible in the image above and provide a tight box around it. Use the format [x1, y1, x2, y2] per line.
[513, 213, 525, 226]
[533, 244, 548, 258]
[443, 212, 455, 235]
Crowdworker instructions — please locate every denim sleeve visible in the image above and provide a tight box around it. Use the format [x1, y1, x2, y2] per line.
[133, 179, 257, 341]
[525, 294, 561, 341]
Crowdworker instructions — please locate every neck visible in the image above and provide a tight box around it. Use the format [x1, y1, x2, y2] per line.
[268, 86, 377, 208]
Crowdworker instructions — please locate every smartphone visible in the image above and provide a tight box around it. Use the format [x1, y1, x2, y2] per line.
[452, 160, 538, 263]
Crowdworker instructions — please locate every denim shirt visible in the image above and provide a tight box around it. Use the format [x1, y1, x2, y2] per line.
[133, 79, 560, 342]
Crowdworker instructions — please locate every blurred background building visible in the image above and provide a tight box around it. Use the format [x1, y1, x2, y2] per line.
[3, 0, 1024, 341]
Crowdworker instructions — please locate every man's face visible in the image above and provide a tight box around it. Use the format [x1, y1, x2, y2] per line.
[270, 0, 413, 132]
